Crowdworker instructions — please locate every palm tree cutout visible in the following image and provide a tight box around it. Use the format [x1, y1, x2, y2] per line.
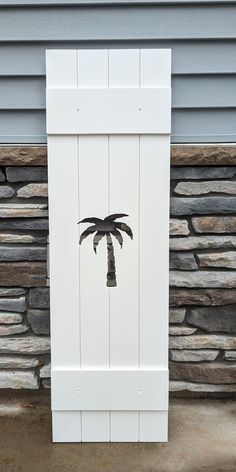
[78, 214, 133, 287]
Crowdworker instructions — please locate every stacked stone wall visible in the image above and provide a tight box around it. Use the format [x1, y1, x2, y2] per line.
[0, 145, 235, 394]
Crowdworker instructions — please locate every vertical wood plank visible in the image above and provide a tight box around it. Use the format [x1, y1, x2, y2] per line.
[47, 50, 82, 441]
[109, 49, 140, 442]
[140, 49, 171, 88]
[52, 411, 82, 443]
[77, 49, 110, 442]
[139, 136, 170, 441]
[46, 50, 78, 88]
[139, 49, 170, 442]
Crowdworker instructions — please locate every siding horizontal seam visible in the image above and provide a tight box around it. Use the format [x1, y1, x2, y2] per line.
[1, 0, 236, 5]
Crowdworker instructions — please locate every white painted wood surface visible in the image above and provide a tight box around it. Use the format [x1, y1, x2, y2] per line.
[46, 88, 171, 134]
[46, 48, 171, 443]
[52, 369, 168, 411]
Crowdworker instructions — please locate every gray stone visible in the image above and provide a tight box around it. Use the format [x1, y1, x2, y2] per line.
[169, 335, 236, 350]
[170, 197, 236, 216]
[0, 312, 23, 324]
[169, 380, 236, 393]
[42, 379, 51, 388]
[0, 186, 14, 198]
[169, 308, 186, 324]
[0, 169, 5, 182]
[192, 216, 236, 234]
[169, 219, 189, 236]
[224, 351, 236, 361]
[171, 166, 236, 180]
[170, 236, 236, 251]
[0, 297, 26, 313]
[0, 355, 41, 368]
[174, 181, 236, 196]
[187, 305, 236, 334]
[0, 324, 28, 336]
[0, 233, 46, 244]
[17, 183, 48, 198]
[29, 288, 50, 309]
[170, 349, 219, 362]
[0, 220, 48, 230]
[171, 145, 236, 166]
[0, 203, 47, 218]
[0, 245, 47, 262]
[0, 288, 25, 297]
[170, 289, 236, 306]
[170, 271, 236, 288]
[40, 361, 51, 378]
[0, 336, 50, 354]
[6, 167, 47, 182]
[0, 370, 39, 389]
[170, 252, 198, 270]
[27, 310, 50, 335]
[169, 326, 197, 336]
[170, 361, 236, 384]
[198, 251, 236, 269]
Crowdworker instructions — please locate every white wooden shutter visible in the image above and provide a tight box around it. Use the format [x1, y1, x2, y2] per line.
[46, 49, 171, 443]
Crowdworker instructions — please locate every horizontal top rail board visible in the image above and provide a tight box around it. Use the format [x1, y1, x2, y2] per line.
[46, 88, 171, 134]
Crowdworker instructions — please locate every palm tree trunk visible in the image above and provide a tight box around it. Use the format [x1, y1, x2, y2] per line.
[106, 233, 117, 287]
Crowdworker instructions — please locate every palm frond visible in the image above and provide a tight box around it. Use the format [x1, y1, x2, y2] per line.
[115, 222, 133, 240]
[78, 217, 103, 225]
[111, 229, 123, 248]
[93, 231, 105, 253]
[79, 225, 97, 245]
[104, 213, 128, 222]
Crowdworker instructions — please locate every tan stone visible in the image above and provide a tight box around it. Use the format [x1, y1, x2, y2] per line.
[170, 288, 236, 306]
[169, 335, 236, 350]
[0, 147, 47, 166]
[169, 308, 186, 324]
[170, 235, 236, 251]
[0, 370, 39, 389]
[169, 219, 189, 236]
[169, 380, 236, 393]
[0, 204, 47, 218]
[0, 324, 28, 336]
[192, 216, 236, 234]
[40, 361, 51, 378]
[17, 183, 48, 198]
[170, 362, 236, 384]
[169, 326, 197, 336]
[170, 271, 236, 288]
[171, 145, 236, 166]
[0, 356, 41, 368]
[0, 312, 23, 324]
[198, 251, 236, 269]
[0, 233, 46, 243]
[174, 181, 236, 196]
[170, 350, 219, 362]
[0, 336, 50, 354]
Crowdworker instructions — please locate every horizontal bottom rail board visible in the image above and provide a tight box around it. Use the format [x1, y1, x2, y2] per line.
[52, 369, 169, 411]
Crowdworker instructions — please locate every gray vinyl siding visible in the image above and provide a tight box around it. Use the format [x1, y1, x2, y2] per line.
[0, 2, 236, 144]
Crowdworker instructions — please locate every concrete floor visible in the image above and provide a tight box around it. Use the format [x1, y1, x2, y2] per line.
[0, 391, 235, 472]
